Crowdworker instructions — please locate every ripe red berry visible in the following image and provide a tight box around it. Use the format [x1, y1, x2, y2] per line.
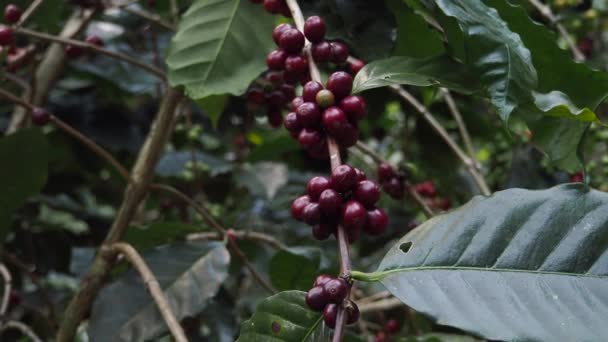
[331, 164, 357, 192]
[342, 200, 367, 230]
[345, 301, 360, 324]
[354, 168, 366, 182]
[375, 332, 386, 342]
[306, 286, 329, 311]
[267, 110, 283, 128]
[31, 107, 51, 126]
[65, 44, 84, 58]
[313, 274, 333, 287]
[278, 28, 305, 53]
[349, 59, 366, 75]
[296, 102, 321, 128]
[377, 163, 395, 182]
[85, 35, 103, 47]
[304, 16, 326, 43]
[326, 71, 353, 100]
[279, 4, 292, 17]
[415, 181, 437, 197]
[312, 223, 334, 240]
[385, 319, 399, 334]
[291, 96, 304, 111]
[324, 278, 348, 303]
[272, 23, 293, 45]
[308, 140, 329, 159]
[284, 54, 308, 74]
[383, 177, 404, 199]
[266, 49, 287, 70]
[322, 106, 348, 137]
[355, 180, 380, 208]
[247, 88, 266, 105]
[0, 26, 14, 46]
[334, 122, 359, 147]
[307, 176, 331, 200]
[267, 90, 286, 108]
[323, 303, 338, 328]
[311, 41, 331, 63]
[265, 70, 283, 86]
[263, 0, 284, 14]
[570, 172, 584, 183]
[318, 188, 341, 215]
[302, 202, 321, 225]
[283, 70, 300, 84]
[340, 95, 367, 121]
[298, 128, 323, 148]
[281, 84, 296, 100]
[364, 208, 388, 235]
[316, 89, 335, 108]
[284, 112, 301, 132]
[302, 81, 324, 102]
[4, 4, 21, 23]
[329, 41, 349, 64]
[291, 195, 311, 220]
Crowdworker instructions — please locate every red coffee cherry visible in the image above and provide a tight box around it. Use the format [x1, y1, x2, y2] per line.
[265, 70, 283, 86]
[331, 164, 357, 192]
[345, 300, 360, 324]
[385, 319, 400, 334]
[334, 122, 359, 148]
[323, 278, 348, 303]
[318, 188, 342, 215]
[263, 0, 284, 14]
[306, 286, 329, 311]
[272, 23, 293, 45]
[284, 112, 301, 132]
[342, 200, 367, 230]
[298, 128, 323, 148]
[281, 84, 296, 100]
[296, 102, 321, 128]
[375, 332, 386, 342]
[313, 274, 333, 287]
[304, 16, 326, 43]
[278, 28, 305, 53]
[340, 95, 367, 121]
[349, 59, 366, 75]
[285, 54, 308, 74]
[307, 176, 331, 201]
[267, 90, 287, 108]
[383, 177, 404, 199]
[85, 35, 104, 47]
[415, 181, 437, 197]
[364, 208, 388, 235]
[302, 202, 321, 225]
[267, 110, 283, 128]
[354, 180, 380, 208]
[311, 41, 331, 63]
[291, 195, 311, 220]
[291, 96, 304, 112]
[247, 88, 266, 105]
[326, 71, 353, 100]
[302, 81, 324, 102]
[354, 168, 366, 182]
[312, 223, 334, 240]
[329, 41, 349, 64]
[323, 303, 338, 328]
[322, 106, 348, 137]
[4, 4, 22, 23]
[266, 49, 287, 70]
[31, 107, 51, 126]
[377, 163, 395, 182]
[0, 26, 14, 46]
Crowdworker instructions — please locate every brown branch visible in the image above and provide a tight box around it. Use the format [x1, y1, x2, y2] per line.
[186, 231, 288, 251]
[390, 86, 491, 196]
[104, 243, 187, 342]
[440, 88, 478, 168]
[14, 27, 167, 80]
[16, 0, 45, 27]
[0, 264, 12, 315]
[0, 321, 43, 342]
[122, 7, 176, 31]
[56, 87, 183, 342]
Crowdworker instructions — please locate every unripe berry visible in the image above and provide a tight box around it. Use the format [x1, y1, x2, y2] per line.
[322, 106, 348, 137]
[326, 71, 353, 100]
[284, 54, 308, 74]
[311, 41, 331, 63]
[291, 195, 311, 220]
[4, 4, 22, 24]
[340, 95, 367, 121]
[342, 200, 367, 230]
[284, 112, 301, 132]
[306, 286, 329, 311]
[318, 188, 341, 216]
[307, 176, 331, 201]
[278, 28, 305, 53]
[272, 23, 293, 45]
[266, 49, 287, 70]
[329, 41, 349, 64]
[313, 274, 333, 287]
[304, 16, 326, 43]
[296, 102, 321, 128]
[316, 89, 335, 108]
[377, 163, 395, 182]
[364, 208, 388, 235]
[323, 278, 348, 303]
[0, 26, 14, 46]
[331, 164, 357, 192]
[323, 303, 337, 328]
[31, 107, 51, 126]
[85, 35, 103, 47]
[312, 223, 334, 240]
[298, 128, 323, 148]
[354, 180, 380, 208]
[302, 202, 321, 225]
[302, 81, 324, 102]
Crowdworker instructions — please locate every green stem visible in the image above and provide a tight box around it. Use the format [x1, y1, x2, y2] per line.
[350, 270, 387, 282]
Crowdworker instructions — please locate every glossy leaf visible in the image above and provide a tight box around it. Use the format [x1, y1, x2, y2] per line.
[166, 0, 274, 99]
[386, 0, 444, 58]
[352, 55, 480, 94]
[0, 129, 49, 237]
[88, 241, 230, 341]
[269, 247, 321, 291]
[376, 184, 608, 342]
[236, 291, 324, 342]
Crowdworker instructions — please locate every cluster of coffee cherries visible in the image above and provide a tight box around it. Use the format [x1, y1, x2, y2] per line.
[64, 35, 103, 59]
[291, 164, 388, 241]
[377, 163, 407, 199]
[414, 180, 451, 211]
[0, 4, 20, 46]
[249, 0, 292, 17]
[305, 274, 359, 328]
[374, 319, 400, 342]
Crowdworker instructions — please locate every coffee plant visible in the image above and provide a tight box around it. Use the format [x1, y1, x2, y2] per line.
[1, 0, 608, 341]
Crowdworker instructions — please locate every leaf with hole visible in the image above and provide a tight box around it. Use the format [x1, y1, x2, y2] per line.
[373, 184, 608, 342]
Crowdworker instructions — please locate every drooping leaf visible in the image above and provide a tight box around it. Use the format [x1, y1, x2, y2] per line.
[166, 0, 275, 99]
[236, 291, 324, 342]
[196, 94, 229, 127]
[88, 241, 230, 341]
[269, 247, 321, 291]
[374, 184, 608, 342]
[0, 129, 49, 239]
[352, 55, 480, 94]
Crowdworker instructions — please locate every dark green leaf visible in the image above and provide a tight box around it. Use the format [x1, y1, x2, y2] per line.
[236, 291, 324, 342]
[0, 129, 49, 237]
[125, 222, 203, 251]
[89, 242, 230, 341]
[352, 55, 480, 94]
[234, 162, 288, 199]
[269, 247, 321, 291]
[196, 95, 229, 127]
[166, 0, 275, 99]
[375, 184, 608, 341]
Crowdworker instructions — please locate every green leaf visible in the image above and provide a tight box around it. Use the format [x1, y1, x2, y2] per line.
[352, 55, 480, 94]
[196, 95, 229, 127]
[155, 150, 232, 177]
[386, 0, 444, 58]
[0, 129, 49, 238]
[166, 0, 275, 99]
[400, 333, 481, 342]
[88, 241, 230, 341]
[234, 162, 288, 199]
[125, 222, 203, 251]
[269, 247, 321, 291]
[236, 291, 325, 342]
[373, 184, 608, 342]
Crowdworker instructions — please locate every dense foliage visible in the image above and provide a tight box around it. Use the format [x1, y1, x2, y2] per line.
[1, 0, 608, 341]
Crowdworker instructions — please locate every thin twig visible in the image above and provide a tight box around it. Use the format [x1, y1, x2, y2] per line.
[16, 0, 45, 27]
[440, 88, 478, 168]
[226, 237, 277, 294]
[0, 321, 42, 342]
[0, 264, 12, 315]
[123, 7, 176, 31]
[187, 231, 288, 250]
[528, 0, 585, 61]
[170, 0, 180, 24]
[14, 27, 167, 80]
[391, 86, 491, 196]
[105, 243, 187, 342]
